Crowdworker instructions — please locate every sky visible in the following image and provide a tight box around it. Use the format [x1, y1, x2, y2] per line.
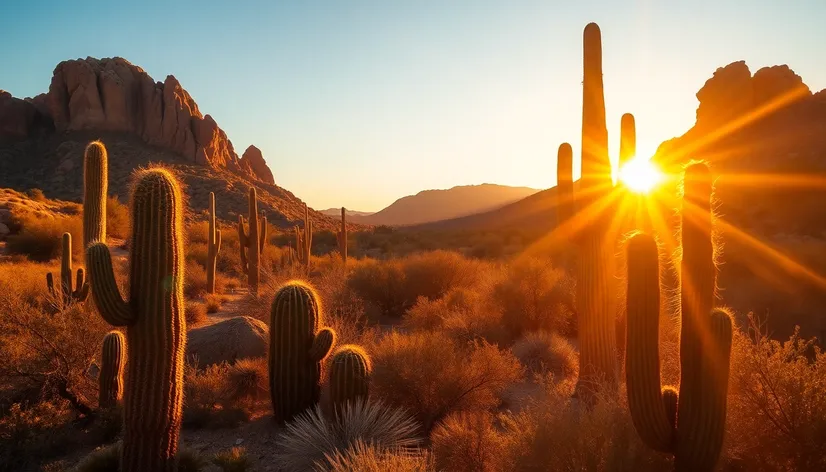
[1, 1, 825, 211]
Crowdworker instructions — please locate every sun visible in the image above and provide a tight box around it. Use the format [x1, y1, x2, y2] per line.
[619, 157, 663, 193]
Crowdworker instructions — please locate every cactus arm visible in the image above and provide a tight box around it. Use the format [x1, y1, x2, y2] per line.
[86, 242, 133, 326]
[309, 327, 336, 362]
[215, 229, 222, 254]
[74, 268, 90, 302]
[238, 216, 249, 272]
[83, 141, 108, 249]
[46, 272, 56, 297]
[259, 214, 267, 253]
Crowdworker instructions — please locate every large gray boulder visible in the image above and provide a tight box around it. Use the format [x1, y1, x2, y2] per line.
[186, 316, 268, 368]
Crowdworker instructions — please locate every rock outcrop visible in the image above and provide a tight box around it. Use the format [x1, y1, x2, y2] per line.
[1, 57, 274, 183]
[239, 145, 275, 185]
[186, 316, 269, 368]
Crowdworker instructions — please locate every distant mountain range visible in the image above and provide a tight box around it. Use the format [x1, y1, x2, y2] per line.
[320, 208, 375, 218]
[346, 184, 540, 226]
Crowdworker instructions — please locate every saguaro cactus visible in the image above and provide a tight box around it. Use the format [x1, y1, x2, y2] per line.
[86, 168, 186, 472]
[83, 141, 108, 249]
[46, 232, 89, 308]
[269, 281, 336, 423]
[619, 113, 637, 169]
[238, 188, 266, 295]
[337, 207, 348, 263]
[329, 344, 371, 411]
[295, 204, 313, 267]
[206, 192, 222, 294]
[556, 143, 574, 229]
[625, 163, 733, 472]
[99, 330, 126, 409]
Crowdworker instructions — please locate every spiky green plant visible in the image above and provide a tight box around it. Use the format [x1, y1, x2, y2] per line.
[206, 192, 222, 294]
[625, 163, 733, 472]
[337, 207, 348, 263]
[99, 330, 126, 409]
[83, 141, 108, 249]
[295, 204, 313, 267]
[86, 168, 186, 471]
[330, 345, 371, 412]
[46, 232, 89, 308]
[238, 187, 266, 295]
[269, 281, 336, 423]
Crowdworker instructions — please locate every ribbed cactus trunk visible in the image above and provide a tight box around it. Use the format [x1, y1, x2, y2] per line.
[337, 207, 348, 263]
[269, 281, 336, 423]
[330, 345, 371, 412]
[83, 141, 108, 249]
[574, 22, 618, 399]
[46, 232, 89, 308]
[87, 168, 186, 472]
[619, 113, 636, 169]
[206, 192, 222, 294]
[238, 188, 266, 295]
[99, 330, 126, 409]
[556, 143, 574, 230]
[624, 164, 733, 472]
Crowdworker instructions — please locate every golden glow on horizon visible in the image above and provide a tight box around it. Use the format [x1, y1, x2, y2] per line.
[619, 157, 663, 193]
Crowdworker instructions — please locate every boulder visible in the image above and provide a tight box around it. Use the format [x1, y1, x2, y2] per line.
[186, 316, 268, 368]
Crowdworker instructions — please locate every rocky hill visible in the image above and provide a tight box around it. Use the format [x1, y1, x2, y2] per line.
[0, 57, 345, 230]
[320, 208, 374, 218]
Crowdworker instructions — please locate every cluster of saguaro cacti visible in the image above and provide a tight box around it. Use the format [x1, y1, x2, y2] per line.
[269, 281, 336, 423]
[46, 232, 89, 308]
[337, 207, 348, 263]
[625, 163, 733, 472]
[238, 187, 267, 295]
[294, 204, 313, 267]
[99, 330, 126, 409]
[87, 168, 186, 471]
[329, 344, 371, 411]
[207, 192, 222, 294]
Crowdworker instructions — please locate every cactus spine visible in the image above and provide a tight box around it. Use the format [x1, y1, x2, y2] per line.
[329, 344, 371, 411]
[46, 232, 89, 307]
[99, 330, 126, 409]
[625, 163, 733, 471]
[269, 281, 336, 423]
[294, 204, 313, 267]
[238, 188, 266, 295]
[83, 141, 108, 249]
[337, 207, 348, 263]
[86, 168, 185, 472]
[572, 22, 618, 398]
[206, 192, 222, 294]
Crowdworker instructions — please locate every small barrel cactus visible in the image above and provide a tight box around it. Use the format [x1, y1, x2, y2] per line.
[46, 232, 89, 308]
[206, 192, 222, 294]
[269, 281, 336, 423]
[99, 330, 126, 409]
[329, 344, 371, 411]
[86, 167, 186, 471]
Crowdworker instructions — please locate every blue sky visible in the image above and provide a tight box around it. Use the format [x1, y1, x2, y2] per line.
[1, 1, 824, 211]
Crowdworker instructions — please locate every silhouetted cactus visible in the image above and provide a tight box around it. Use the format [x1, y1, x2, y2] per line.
[329, 344, 371, 411]
[83, 141, 108, 249]
[625, 163, 733, 472]
[238, 187, 266, 295]
[556, 143, 574, 229]
[46, 232, 89, 308]
[86, 168, 186, 471]
[269, 281, 336, 423]
[99, 330, 126, 409]
[295, 204, 313, 267]
[206, 192, 222, 294]
[619, 113, 636, 168]
[337, 207, 348, 263]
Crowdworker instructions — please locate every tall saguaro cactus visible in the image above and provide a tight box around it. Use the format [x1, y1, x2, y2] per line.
[46, 232, 89, 308]
[269, 281, 336, 423]
[337, 207, 348, 263]
[238, 188, 266, 295]
[206, 192, 222, 294]
[83, 141, 108, 249]
[86, 168, 186, 472]
[294, 204, 313, 267]
[99, 330, 126, 409]
[556, 143, 574, 229]
[625, 163, 733, 472]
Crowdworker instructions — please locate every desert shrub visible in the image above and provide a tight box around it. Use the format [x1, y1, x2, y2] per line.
[324, 441, 434, 472]
[347, 258, 409, 318]
[492, 257, 575, 338]
[313, 261, 373, 347]
[186, 242, 209, 266]
[401, 250, 487, 302]
[0, 260, 56, 308]
[276, 399, 421, 472]
[5, 212, 83, 262]
[512, 331, 579, 381]
[226, 357, 269, 404]
[725, 315, 826, 471]
[212, 447, 252, 472]
[26, 188, 47, 202]
[0, 400, 75, 469]
[371, 331, 523, 431]
[185, 259, 208, 298]
[403, 288, 506, 344]
[430, 411, 509, 472]
[106, 195, 130, 240]
[75, 441, 205, 472]
[183, 363, 252, 429]
[204, 294, 223, 314]
[186, 301, 208, 325]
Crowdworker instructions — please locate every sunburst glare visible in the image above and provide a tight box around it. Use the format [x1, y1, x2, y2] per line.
[619, 156, 663, 193]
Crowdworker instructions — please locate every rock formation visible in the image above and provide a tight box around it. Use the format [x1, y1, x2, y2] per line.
[240, 145, 275, 185]
[1, 57, 274, 183]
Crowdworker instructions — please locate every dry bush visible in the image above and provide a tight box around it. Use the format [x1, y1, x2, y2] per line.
[0, 259, 57, 308]
[725, 315, 826, 471]
[499, 381, 671, 471]
[430, 411, 509, 472]
[324, 441, 434, 472]
[512, 331, 579, 381]
[403, 288, 506, 344]
[371, 331, 523, 431]
[184, 259, 228, 298]
[492, 257, 575, 338]
[312, 260, 373, 347]
[0, 400, 77, 469]
[226, 357, 269, 404]
[205, 294, 223, 314]
[347, 258, 409, 318]
[212, 447, 252, 472]
[276, 399, 422, 472]
[183, 363, 253, 429]
[74, 441, 205, 472]
[106, 195, 130, 240]
[185, 301, 208, 325]
[6, 212, 83, 262]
